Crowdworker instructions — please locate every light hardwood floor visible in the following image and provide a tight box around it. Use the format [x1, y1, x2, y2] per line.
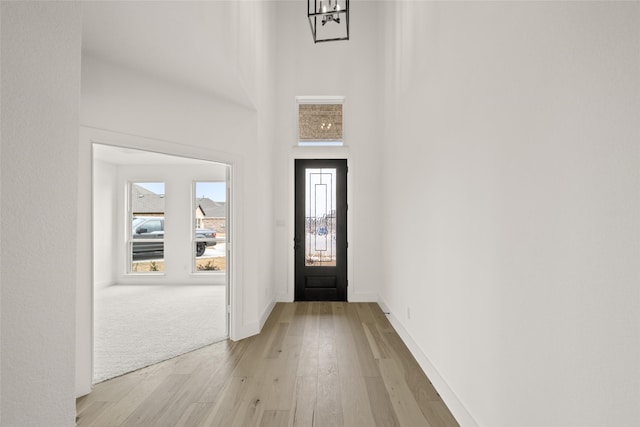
[77, 302, 459, 427]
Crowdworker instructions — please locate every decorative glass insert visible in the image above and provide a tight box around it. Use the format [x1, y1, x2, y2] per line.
[299, 102, 343, 145]
[305, 168, 337, 266]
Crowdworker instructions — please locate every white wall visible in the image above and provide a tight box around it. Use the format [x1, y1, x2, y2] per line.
[0, 3, 3, 423]
[272, 1, 384, 302]
[93, 159, 118, 289]
[1, 2, 81, 424]
[380, 2, 640, 426]
[234, 1, 278, 318]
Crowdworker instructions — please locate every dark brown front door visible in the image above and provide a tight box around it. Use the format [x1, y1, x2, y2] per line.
[294, 159, 347, 301]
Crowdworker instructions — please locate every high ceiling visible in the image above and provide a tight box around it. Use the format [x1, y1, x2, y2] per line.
[81, 1, 252, 108]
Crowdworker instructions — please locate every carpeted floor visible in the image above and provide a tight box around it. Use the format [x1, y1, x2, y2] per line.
[93, 284, 227, 383]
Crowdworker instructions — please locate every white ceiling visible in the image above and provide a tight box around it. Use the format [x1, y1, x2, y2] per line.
[81, 1, 251, 107]
[93, 143, 223, 167]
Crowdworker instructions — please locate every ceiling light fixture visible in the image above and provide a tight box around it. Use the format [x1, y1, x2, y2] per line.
[308, 0, 349, 43]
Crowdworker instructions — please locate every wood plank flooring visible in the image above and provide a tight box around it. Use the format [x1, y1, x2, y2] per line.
[77, 302, 459, 427]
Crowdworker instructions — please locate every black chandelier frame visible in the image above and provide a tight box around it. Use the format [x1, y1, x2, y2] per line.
[307, 0, 350, 43]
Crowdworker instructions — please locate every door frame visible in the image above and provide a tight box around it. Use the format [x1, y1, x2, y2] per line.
[294, 158, 348, 301]
[287, 149, 353, 302]
[77, 126, 242, 397]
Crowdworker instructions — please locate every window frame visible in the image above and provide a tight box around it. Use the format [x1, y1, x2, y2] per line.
[127, 181, 166, 275]
[296, 96, 346, 147]
[192, 180, 227, 274]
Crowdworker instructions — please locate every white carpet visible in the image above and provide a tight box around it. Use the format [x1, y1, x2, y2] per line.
[93, 284, 227, 383]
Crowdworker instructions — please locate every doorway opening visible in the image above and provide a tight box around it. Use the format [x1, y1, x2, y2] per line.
[92, 143, 230, 383]
[294, 159, 348, 301]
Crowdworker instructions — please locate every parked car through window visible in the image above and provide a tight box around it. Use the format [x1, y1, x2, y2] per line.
[132, 216, 216, 259]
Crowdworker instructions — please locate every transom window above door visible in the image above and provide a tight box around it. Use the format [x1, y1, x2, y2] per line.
[297, 96, 345, 146]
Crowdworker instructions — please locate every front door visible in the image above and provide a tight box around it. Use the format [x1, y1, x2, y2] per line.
[294, 159, 347, 301]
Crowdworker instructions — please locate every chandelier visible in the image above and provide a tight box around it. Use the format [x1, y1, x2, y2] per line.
[307, 0, 349, 43]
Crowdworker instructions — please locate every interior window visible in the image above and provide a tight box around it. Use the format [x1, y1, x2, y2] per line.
[193, 181, 227, 273]
[129, 182, 165, 273]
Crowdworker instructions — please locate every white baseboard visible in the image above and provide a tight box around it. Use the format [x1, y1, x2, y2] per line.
[260, 298, 277, 330]
[231, 322, 259, 341]
[231, 298, 276, 341]
[377, 298, 478, 427]
[275, 292, 292, 302]
[233, 294, 477, 426]
[95, 280, 115, 290]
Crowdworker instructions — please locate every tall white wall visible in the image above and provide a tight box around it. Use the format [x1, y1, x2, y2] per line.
[0, 4, 3, 423]
[237, 1, 278, 316]
[1, 2, 81, 425]
[93, 159, 118, 289]
[380, 2, 640, 426]
[272, 1, 384, 302]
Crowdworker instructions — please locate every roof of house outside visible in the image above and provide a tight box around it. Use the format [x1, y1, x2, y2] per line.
[197, 198, 226, 218]
[130, 185, 224, 217]
[131, 184, 165, 214]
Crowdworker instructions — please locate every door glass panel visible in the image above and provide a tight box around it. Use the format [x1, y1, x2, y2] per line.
[305, 168, 337, 266]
